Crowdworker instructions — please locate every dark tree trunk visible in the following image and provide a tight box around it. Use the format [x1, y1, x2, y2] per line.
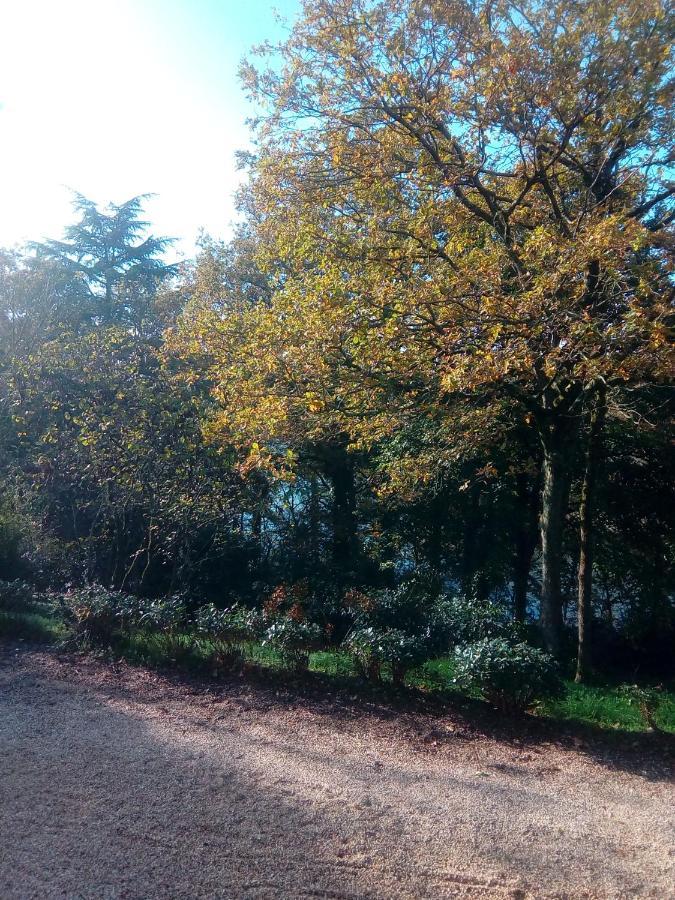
[575, 385, 606, 683]
[308, 474, 320, 562]
[461, 482, 481, 598]
[250, 477, 268, 566]
[326, 450, 357, 570]
[512, 469, 540, 623]
[539, 436, 572, 656]
[426, 490, 445, 571]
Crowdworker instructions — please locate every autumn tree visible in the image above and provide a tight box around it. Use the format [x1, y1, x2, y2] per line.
[233, 0, 673, 654]
[173, 234, 371, 579]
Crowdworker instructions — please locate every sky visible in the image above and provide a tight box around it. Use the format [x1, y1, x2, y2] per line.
[0, 0, 300, 259]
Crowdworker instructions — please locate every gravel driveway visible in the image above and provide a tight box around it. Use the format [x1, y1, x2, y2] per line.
[1, 645, 673, 899]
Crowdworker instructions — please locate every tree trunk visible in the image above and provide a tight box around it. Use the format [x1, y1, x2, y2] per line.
[512, 469, 540, 623]
[539, 439, 572, 656]
[461, 482, 481, 599]
[426, 490, 445, 571]
[250, 478, 268, 567]
[575, 385, 606, 683]
[308, 474, 320, 563]
[327, 451, 357, 570]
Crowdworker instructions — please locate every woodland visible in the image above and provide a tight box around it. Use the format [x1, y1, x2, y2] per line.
[1, 0, 673, 720]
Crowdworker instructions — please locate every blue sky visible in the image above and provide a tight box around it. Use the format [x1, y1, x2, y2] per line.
[0, 0, 301, 258]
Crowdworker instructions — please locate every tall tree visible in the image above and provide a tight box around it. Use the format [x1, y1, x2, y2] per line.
[575, 381, 606, 681]
[235, 0, 673, 652]
[33, 193, 175, 334]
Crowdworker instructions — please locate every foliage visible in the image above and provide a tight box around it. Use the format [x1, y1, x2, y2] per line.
[193, 602, 263, 643]
[136, 594, 189, 633]
[346, 626, 430, 684]
[619, 684, 668, 732]
[58, 584, 137, 645]
[216, 0, 674, 655]
[32, 193, 175, 334]
[1, 3, 673, 699]
[262, 617, 324, 671]
[453, 639, 563, 712]
[432, 596, 520, 647]
[0, 579, 39, 612]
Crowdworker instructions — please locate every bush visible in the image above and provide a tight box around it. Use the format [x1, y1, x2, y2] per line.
[348, 581, 436, 633]
[58, 584, 135, 646]
[344, 582, 516, 659]
[346, 626, 430, 684]
[434, 596, 519, 648]
[137, 594, 189, 633]
[193, 603, 263, 643]
[0, 579, 40, 612]
[619, 684, 666, 732]
[453, 638, 563, 712]
[341, 579, 500, 682]
[262, 617, 324, 671]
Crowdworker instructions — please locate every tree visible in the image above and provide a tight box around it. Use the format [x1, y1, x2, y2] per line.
[235, 0, 673, 653]
[172, 236, 371, 580]
[10, 325, 250, 593]
[33, 193, 176, 334]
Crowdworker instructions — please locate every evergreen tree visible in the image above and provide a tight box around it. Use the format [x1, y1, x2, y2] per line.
[33, 193, 175, 333]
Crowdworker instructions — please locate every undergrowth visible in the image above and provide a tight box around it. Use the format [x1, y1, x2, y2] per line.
[2, 599, 673, 734]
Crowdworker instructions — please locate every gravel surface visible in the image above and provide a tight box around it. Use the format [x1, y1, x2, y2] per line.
[0, 645, 673, 900]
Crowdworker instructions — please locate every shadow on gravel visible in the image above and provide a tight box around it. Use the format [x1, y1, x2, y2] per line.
[8, 639, 671, 786]
[0, 649, 385, 899]
[230, 666, 675, 784]
[3, 643, 667, 900]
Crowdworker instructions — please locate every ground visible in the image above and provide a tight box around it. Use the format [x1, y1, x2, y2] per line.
[1, 644, 673, 900]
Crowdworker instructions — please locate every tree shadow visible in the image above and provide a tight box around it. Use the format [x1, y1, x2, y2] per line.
[17, 639, 674, 784]
[1, 643, 673, 900]
[0, 649, 381, 899]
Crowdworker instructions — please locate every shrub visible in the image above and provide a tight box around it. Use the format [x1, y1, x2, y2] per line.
[262, 618, 323, 671]
[352, 582, 435, 633]
[434, 596, 519, 648]
[205, 642, 246, 677]
[619, 684, 666, 732]
[0, 579, 39, 612]
[59, 584, 135, 645]
[258, 580, 350, 644]
[137, 594, 188, 633]
[346, 626, 430, 684]
[344, 582, 515, 660]
[453, 638, 563, 712]
[193, 603, 263, 643]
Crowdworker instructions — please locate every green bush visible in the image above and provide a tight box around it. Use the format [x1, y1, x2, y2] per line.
[262, 618, 323, 671]
[193, 603, 263, 643]
[619, 684, 667, 732]
[58, 584, 138, 645]
[453, 638, 563, 712]
[137, 594, 189, 633]
[344, 582, 515, 659]
[348, 581, 438, 633]
[345, 626, 430, 684]
[0, 579, 39, 612]
[433, 596, 519, 648]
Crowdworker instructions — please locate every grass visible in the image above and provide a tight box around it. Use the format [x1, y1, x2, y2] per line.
[0, 600, 67, 644]
[542, 681, 675, 733]
[101, 632, 675, 733]
[2, 598, 673, 734]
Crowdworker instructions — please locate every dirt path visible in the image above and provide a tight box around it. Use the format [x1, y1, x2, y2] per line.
[0, 645, 673, 899]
